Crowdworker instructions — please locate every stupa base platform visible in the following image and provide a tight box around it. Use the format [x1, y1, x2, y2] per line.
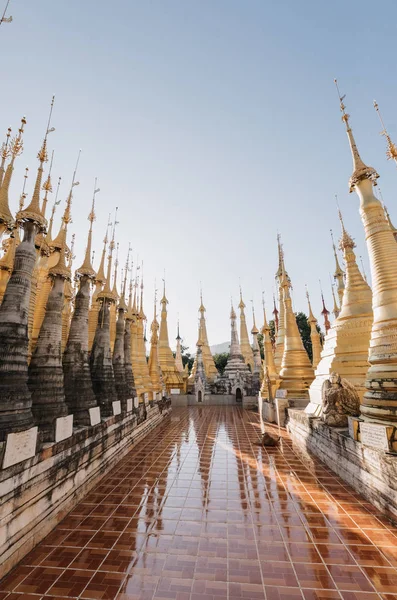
[287, 408, 397, 522]
[0, 401, 171, 580]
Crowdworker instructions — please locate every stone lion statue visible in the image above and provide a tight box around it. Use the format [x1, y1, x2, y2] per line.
[321, 372, 360, 427]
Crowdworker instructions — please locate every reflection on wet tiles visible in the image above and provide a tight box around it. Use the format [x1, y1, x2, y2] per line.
[1, 406, 397, 599]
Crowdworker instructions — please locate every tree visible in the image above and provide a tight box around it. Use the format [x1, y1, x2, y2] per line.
[213, 352, 229, 375]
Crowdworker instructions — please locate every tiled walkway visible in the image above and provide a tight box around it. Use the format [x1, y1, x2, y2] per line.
[1, 407, 397, 600]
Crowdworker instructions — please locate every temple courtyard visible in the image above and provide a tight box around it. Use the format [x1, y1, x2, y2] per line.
[0, 406, 396, 599]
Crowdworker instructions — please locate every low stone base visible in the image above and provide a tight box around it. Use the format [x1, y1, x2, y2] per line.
[287, 408, 397, 522]
[0, 403, 171, 580]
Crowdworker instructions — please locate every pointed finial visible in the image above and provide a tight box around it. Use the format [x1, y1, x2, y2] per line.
[0, 117, 26, 230]
[46, 176, 61, 245]
[121, 243, 131, 300]
[41, 150, 54, 218]
[176, 316, 181, 340]
[359, 255, 368, 283]
[338, 207, 355, 250]
[77, 179, 99, 277]
[329, 275, 339, 317]
[0, 126, 11, 186]
[334, 79, 379, 192]
[161, 271, 167, 304]
[64, 148, 81, 225]
[153, 282, 158, 321]
[18, 166, 29, 211]
[19, 96, 56, 230]
[373, 100, 397, 165]
[305, 284, 316, 321]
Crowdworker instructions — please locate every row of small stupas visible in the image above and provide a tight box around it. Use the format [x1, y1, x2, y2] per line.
[0, 99, 191, 443]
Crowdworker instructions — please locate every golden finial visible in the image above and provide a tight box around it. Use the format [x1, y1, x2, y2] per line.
[46, 176, 61, 244]
[238, 283, 245, 309]
[18, 166, 29, 211]
[112, 241, 120, 298]
[95, 215, 110, 284]
[63, 149, 81, 226]
[0, 117, 26, 230]
[338, 207, 355, 250]
[78, 179, 99, 278]
[154, 283, 158, 321]
[100, 207, 118, 298]
[161, 269, 168, 304]
[68, 232, 76, 267]
[0, 126, 11, 186]
[41, 150, 54, 218]
[109, 206, 118, 252]
[9, 116, 26, 159]
[121, 243, 131, 300]
[373, 100, 397, 165]
[0, 1, 13, 26]
[18, 97, 56, 230]
[305, 285, 316, 321]
[334, 79, 379, 192]
[359, 255, 368, 283]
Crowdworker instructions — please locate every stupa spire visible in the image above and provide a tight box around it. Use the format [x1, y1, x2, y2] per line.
[45, 176, 61, 246]
[0, 126, 11, 188]
[274, 235, 287, 370]
[320, 282, 331, 333]
[41, 149, 54, 219]
[148, 286, 162, 395]
[19, 96, 56, 232]
[373, 100, 397, 166]
[175, 319, 184, 373]
[330, 280, 340, 319]
[306, 286, 322, 369]
[77, 179, 99, 278]
[330, 224, 345, 305]
[52, 149, 80, 251]
[101, 207, 118, 298]
[260, 295, 279, 403]
[251, 303, 262, 389]
[239, 285, 254, 369]
[335, 79, 379, 193]
[188, 288, 218, 386]
[158, 277, 183, 392]
[278, 250, 314, 399]
[0, 117, 25, 235]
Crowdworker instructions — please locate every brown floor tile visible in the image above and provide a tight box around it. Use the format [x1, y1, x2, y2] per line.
[266, 587, 303, 600]
[327, 565, 375, 592]
[46, 568, 95, 596]
[260, 561, 298, 587]
[302, 591, 340, 600]
[294, 564, 336, 590]
[80, 570, 125, 598]
[116, 573, 159, 599]
[361, 567, 397, 593]
[229, 581, 266, 599]
[0, 566, 32, 592]
[14, 566, 62, 595]
[2, 407, 397, 600]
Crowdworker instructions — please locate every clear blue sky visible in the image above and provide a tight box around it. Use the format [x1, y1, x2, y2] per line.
[1, 0, 397, 350]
